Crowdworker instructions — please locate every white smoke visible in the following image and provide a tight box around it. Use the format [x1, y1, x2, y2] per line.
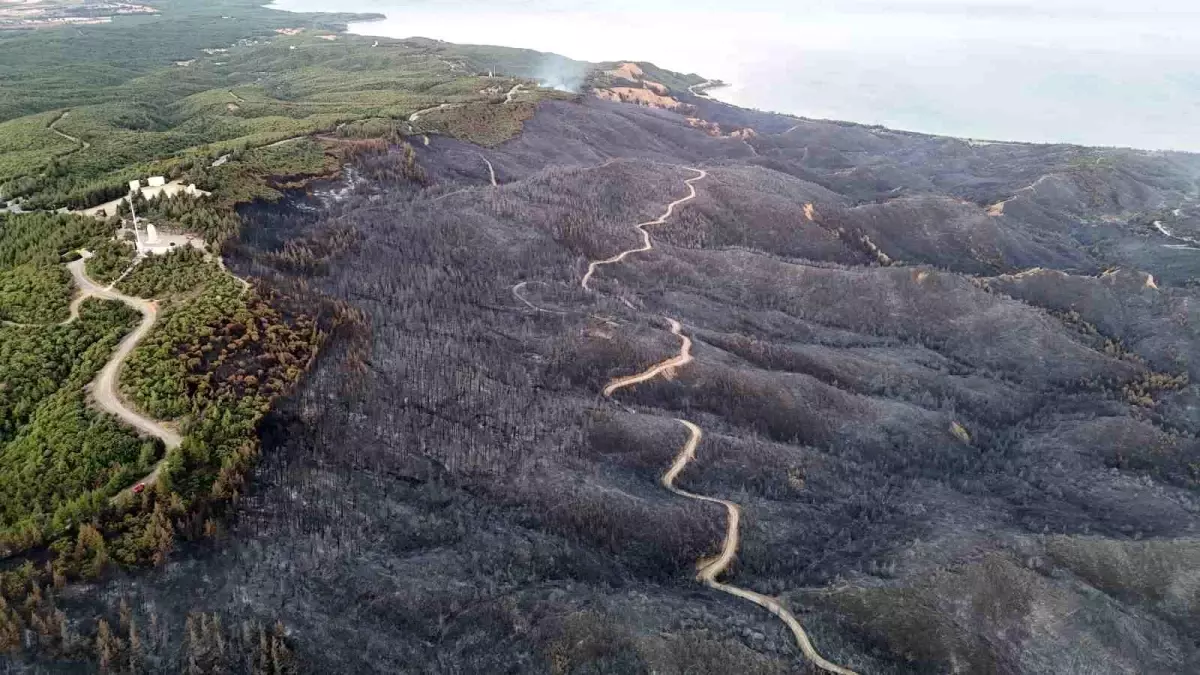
[534, 54, 590, 93]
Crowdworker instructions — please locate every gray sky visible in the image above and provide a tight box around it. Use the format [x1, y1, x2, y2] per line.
[804, 0, 1200, 15]
[292, 0, 1200, 18]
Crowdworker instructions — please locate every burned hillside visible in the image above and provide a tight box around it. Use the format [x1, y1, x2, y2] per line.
[30, 93, 1200, 674]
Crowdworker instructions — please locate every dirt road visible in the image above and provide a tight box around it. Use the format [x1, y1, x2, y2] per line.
[512, 281, 564, 314]
[68, 258, 181, 448]
[601, 320, 857, 675]
[216, 256, 252, 295]
[49, 111, 90, 156]
[581, 167, 707, 291]
[587, 169, 856, 673]
[408, 102, 458, 123]
[263, 135, 306, 149]
[602, 317, 692, 395]
[59, 256, 182, 500]
[1154, 220, 1200, 249]
[481, 155, 498, 186]
[666, 420, 859, 675]
[1, 286, 88, 328]
[9, 253, 221, 498]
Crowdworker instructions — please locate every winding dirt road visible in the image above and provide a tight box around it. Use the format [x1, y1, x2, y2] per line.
[511, 281, 565, 314]
[584, 169, 856, 673]
[1, 287, 88, 329]
[47, 251, 247, 498]
[263, 135, 307, 149]
[49, 111, 91, 154]
[67, 258, 182, 449]
[580, 168, 707, 291]
[217, 256, 252, 296]
[481, 155, 498, 187]
[602, 317, 692, 395]
[28, 255, 182, 500]
[1154, 219, 1200, 250]
[601, 321, 857, 675]
[408, 102, 458, 123]
[666, 421, 860, 675]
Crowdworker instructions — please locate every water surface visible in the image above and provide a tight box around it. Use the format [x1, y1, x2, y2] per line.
[272, 0, 1200, 152]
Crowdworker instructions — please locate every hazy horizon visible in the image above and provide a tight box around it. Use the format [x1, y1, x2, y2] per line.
[271, 0, 1200, 152]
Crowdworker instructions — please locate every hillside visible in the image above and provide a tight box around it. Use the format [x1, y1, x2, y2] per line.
[3, 3, 1200, 674]
[45, 81, 1197, 674]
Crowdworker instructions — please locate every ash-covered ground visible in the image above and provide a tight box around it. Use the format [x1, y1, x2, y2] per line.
[22, 94, 1200, 674]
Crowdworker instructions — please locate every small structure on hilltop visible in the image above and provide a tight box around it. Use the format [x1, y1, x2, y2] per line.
[125, 179, 205, 256]
[130, 218, 203, 256]
[88, 177, 208, 219]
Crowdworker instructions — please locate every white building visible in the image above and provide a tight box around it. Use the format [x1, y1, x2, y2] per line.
[126, 178, 206, 256]
[81, 178, 211, 219]
[132, 220, 202, 256]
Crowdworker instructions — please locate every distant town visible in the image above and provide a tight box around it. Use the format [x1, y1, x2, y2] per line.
[0, 0, 156, 31]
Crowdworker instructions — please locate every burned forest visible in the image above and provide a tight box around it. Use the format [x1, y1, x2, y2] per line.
[13, 85, 1200, 674]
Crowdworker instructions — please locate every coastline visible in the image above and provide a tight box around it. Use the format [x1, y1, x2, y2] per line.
[265, 0, 1200, 153]
[686, 79, 730, 98]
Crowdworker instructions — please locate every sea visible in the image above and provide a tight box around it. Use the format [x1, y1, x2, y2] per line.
[270, 0, 1200, 153]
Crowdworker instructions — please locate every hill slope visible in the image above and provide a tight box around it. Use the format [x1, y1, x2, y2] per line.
[3, 10, 1200, 669]
[42, 86, 1199, 673]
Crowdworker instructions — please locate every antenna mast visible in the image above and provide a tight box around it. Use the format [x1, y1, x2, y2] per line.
[127, 181, 142, 252]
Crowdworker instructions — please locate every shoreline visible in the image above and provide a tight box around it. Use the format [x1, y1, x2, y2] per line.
[265, 1, 1200, 155]
[686, 79, 730, 98]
